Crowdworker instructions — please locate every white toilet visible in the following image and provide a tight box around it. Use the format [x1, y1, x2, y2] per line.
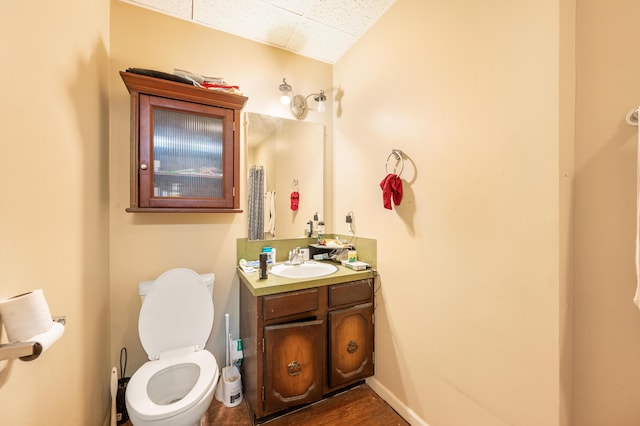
[126, 268, 219, 426]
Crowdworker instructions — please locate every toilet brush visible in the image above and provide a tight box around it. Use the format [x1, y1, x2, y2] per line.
[216, 313, 234, 403]
[225, 313, 230, 367]
[110, 366, 117, 426]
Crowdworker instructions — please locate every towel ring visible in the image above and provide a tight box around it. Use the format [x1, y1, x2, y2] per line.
[385, 149, 404, 176]
[292, 179, 299, 192]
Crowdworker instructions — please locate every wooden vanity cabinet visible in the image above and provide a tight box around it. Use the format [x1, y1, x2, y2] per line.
[240, 279, 374, 422]
[120, 71, 248, 212]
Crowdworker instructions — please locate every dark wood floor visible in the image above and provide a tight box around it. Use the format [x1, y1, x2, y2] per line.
[121, 383, 408, 425]
[201, 384, 409, 426]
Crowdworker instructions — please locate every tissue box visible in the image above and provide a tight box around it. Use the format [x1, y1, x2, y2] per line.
[341, 260, 369, 271]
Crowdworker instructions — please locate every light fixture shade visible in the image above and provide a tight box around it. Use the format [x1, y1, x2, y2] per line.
[314, 90, 326, 113]
[279, 78, 292, 106]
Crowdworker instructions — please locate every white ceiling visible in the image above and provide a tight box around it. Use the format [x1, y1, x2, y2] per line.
[123, 0, 396, 63]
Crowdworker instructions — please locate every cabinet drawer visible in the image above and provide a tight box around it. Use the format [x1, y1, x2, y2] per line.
[328, 279, 372, 308]
[263, 288, 319, 321]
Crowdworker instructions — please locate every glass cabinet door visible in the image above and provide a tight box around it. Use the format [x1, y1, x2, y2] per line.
[138, 95, 234, 208]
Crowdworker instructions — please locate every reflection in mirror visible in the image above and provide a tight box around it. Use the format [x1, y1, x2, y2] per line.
[247, 112, 324, 240]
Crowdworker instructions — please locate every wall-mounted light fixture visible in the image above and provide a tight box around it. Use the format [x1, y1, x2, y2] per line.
[278, 78, 326, 120]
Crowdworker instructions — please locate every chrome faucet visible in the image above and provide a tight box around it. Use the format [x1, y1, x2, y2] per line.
[288, 247, 304, 265]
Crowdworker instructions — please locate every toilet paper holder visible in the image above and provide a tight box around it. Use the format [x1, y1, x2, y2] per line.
[0, 316, 66, 362]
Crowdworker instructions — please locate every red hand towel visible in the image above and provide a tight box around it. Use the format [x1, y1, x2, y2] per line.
[380, 174, 393, 209]
[391, 175, 403, 206]
[380, 174, 403, 209]
[290, 191, 299, 211]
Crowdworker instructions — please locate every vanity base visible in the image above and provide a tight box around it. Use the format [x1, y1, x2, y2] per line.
[239, 278, 375, 423]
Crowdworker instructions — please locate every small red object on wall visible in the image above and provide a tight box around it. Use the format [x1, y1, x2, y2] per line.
[290, 191, 299, 211]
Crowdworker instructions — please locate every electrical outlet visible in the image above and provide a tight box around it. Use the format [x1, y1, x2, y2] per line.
[346, 212, 354, 234]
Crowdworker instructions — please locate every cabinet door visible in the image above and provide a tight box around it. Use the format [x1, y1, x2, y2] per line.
[328, 303, 374, 388]
[138, 94, 235, 208]
[264, 320, 323, 413]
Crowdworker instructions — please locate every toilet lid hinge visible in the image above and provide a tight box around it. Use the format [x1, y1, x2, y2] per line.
[158, 345, 201, 360]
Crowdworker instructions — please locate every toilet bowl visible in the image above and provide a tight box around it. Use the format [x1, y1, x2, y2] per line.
[126, 268, 219, 426]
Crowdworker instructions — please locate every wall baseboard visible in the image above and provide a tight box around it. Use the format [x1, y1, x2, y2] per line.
[366, 377, 430, 426]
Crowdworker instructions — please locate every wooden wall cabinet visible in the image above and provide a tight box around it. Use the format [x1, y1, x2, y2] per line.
[240, 279, 375, 422]
[120, 71, 248, 212]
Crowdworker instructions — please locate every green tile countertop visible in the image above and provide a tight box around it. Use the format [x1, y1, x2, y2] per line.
[237, 262, 377, 297]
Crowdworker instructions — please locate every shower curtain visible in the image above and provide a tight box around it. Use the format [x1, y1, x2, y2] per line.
[248, 165, 264, 240]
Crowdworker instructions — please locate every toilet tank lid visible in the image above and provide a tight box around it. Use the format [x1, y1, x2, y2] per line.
[138, 272, 215, 296]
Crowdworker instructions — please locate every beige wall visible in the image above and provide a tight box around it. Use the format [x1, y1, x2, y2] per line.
[0, 0, 111, 425]
[334, 0, 569, 424]
[574, 0, 640, 424]
[109, 0, 333, 373]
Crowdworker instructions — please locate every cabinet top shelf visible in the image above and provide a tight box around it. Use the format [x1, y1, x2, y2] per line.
[120, 70, 248, 110]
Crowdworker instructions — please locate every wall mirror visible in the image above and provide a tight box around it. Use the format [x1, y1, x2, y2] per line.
[246, 112, 324, 240]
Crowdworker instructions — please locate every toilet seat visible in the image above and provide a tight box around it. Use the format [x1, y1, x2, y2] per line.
[126, 349, 219, 422]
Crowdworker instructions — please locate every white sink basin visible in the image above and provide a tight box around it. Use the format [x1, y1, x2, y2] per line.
[270, 261, 338, 279]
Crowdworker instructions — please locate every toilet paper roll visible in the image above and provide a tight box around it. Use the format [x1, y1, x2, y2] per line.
[25, 321, 64, 359]
[0, 289, 53, 342]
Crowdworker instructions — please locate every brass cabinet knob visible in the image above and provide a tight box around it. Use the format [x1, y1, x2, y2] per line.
[287, 360, 302, 376]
